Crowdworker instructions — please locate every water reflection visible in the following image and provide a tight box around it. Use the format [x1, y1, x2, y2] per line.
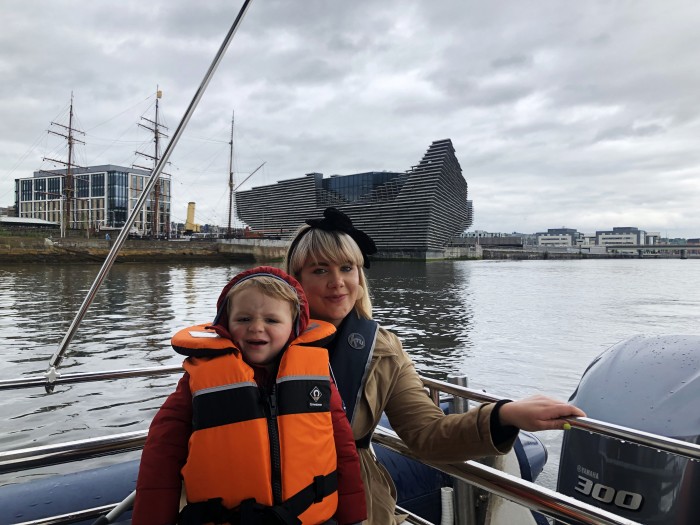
[0, 263, 249, 458]
[370, 261, 474, 378]
[2, 259, 700, 489]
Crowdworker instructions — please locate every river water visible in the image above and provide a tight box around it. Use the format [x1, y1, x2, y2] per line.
[1, 259, 699, 489]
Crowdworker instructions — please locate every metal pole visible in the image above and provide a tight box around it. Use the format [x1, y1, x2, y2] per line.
[90, 490, 135, 525]
[448, 374, 475, 525]
[373, 427, 642, 525]
[0, 365, 182, 391]
[14, 504, 117, 525]
[0, 431, 147, 474]
[44, 0, 255, 390]
[227, 110, 235, 237]
[420, 376, 700, 461]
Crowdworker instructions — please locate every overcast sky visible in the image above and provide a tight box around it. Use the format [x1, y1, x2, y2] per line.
[2, 1, 699, 237]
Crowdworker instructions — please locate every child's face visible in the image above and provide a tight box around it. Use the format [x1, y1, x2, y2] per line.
[227, 287, 294, 366]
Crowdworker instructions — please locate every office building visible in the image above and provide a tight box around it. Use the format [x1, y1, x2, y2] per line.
[15, 165, 171, 236]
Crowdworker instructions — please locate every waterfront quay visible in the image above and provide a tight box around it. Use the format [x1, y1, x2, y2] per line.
[0, 236, 287, 264]
[1, 234, 695, 264]
[483, 244, 699, 260]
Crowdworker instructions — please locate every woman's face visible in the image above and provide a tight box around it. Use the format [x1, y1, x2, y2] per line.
[297, 258, 361, 327]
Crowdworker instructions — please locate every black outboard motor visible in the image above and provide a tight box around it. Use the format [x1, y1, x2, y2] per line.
[557, 335, 700, 524]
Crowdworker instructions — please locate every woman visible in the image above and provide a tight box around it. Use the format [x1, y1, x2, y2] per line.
[285, 207, 586, 524]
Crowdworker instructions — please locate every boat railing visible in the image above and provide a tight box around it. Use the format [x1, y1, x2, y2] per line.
[12, 505, 118, 525]
[0, 365, 182, 391]
[1, 427, 643, 525]
[373, 426, 642, 525]
[422, 376, 700, 461]
[2, 366, 699, 461]
[1, 422, 642, 525]
[4, 369, 698, 525]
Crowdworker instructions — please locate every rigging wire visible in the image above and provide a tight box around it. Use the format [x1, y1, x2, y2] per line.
[44, 0, 255, 383]
[87, 98, 157, 166]
[85, 94, 154, 132]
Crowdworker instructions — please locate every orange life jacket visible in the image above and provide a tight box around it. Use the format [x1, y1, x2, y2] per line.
[173, 321, 338, 525]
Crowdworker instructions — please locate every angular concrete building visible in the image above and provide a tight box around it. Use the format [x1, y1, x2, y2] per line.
[235, 139, 470, 258]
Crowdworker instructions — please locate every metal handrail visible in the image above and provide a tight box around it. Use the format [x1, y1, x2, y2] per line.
[0, 431, 147, 474]
[1, 377, 687, 524]
[373, 426, 642, 525]
[14, 504, 116, 525]
[4, 369, 699, 461]
[3, 428, 641, 525]
[0, 365, 182, 391]
[396, 504, 437, 525]
[17, 502, 432, 525]
[422, 376, 700, 461]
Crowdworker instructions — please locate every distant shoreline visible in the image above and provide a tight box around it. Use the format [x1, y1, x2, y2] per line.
[0, 235, 694, 264]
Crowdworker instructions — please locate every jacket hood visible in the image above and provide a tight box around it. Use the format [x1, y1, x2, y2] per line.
[210, 266, 310, 342]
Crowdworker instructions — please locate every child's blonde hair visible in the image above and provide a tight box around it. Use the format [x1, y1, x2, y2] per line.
[286, 225, 373, 319]
[226, 275, 300, 319]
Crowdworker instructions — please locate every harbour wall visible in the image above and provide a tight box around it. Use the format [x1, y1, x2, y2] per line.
[0, 236, 690, 263]
[0, 236, 479, 264]
[0, 237, 292, 264]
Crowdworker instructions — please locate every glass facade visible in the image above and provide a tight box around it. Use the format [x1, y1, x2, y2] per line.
[109, 171, 129, 226]
[321, 172, 402, 204]
[15, 165, 170, 235]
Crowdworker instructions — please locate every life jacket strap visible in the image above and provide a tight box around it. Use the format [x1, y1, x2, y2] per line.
[179, 497, 295, 525]
[179, 497, 235, 524]
[178, 471, 338, 525]
[280, 470, 338, 515]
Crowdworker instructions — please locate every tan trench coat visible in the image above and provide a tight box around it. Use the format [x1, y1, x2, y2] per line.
[351, 327, 516, 524]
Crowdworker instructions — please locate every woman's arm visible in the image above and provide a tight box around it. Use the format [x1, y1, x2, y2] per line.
[380, 330, 584, 461]
[367, 328, 511, 462]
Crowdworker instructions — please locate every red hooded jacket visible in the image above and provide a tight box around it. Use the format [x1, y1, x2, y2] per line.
[132, 266, 366, 524]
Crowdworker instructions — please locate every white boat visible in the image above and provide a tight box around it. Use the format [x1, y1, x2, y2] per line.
[2, 335, 699, 525]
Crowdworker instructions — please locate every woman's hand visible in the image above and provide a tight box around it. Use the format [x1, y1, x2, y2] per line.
[498, 395, 586, 431]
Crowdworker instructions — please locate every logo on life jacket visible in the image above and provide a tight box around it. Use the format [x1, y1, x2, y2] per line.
[347, 332, 365, 350]
[309, 386, 323, 407]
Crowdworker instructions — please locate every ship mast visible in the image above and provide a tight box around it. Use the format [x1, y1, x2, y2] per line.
[227, 110, 235, 237]
[43, 92, 85, 236]
[134, 88, 169, 237]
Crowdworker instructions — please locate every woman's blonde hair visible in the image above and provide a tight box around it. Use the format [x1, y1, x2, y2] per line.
[226, 275, 300, 319]
[286, 225, 373, 319]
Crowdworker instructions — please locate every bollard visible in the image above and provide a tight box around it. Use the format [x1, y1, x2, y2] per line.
[447, 374, 476, 525]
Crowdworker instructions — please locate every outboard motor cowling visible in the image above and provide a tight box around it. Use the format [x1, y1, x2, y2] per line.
[557, 335, 700, 524]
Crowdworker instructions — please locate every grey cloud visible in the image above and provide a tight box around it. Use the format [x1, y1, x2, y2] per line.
[491, 55, 532, 69]
[3, 0, 700, 238]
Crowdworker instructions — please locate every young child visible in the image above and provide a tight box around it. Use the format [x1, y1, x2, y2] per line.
[132, 266, 366, 525]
